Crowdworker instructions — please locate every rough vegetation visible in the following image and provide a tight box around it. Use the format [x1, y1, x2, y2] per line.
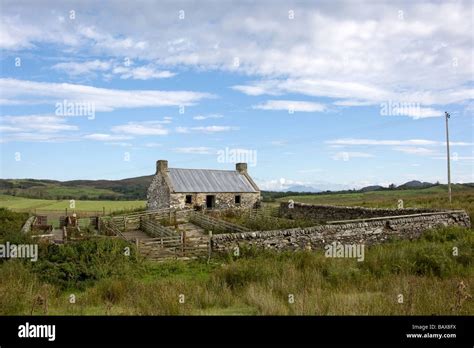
[0, 225, 472, 315]
[0, 184, 473, 315]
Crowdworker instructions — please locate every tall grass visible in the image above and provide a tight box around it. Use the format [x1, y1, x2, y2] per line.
[0, 226, 472, 315]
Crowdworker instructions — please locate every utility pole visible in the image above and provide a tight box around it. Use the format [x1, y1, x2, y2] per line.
[445, 112, 452, 204]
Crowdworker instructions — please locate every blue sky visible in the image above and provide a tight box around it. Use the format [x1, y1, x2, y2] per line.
[0, 0, 472, 190]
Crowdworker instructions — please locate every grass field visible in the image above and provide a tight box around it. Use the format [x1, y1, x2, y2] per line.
[0, 184, 472, 315]
[0, 226, 472, 315]
[275, 184, 474, 221]
[0, 194, 146, 213]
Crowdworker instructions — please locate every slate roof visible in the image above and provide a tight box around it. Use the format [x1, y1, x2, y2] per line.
[168, 168, 258, 193]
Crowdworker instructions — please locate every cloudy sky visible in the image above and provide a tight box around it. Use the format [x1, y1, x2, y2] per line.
[0, 0, 472, 190]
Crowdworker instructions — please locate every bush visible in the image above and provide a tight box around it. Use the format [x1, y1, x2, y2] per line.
[0, 208, 29, 243]
[32, 238, 141, 290]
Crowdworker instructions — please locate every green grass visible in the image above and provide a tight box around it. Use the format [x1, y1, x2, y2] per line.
[0, 226, 473, 315]
[0, 185, 473, 315]
[275, 184, 474, 221]
[0, 194, 145, 212]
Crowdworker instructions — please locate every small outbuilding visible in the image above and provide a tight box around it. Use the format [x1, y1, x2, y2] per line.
[147, 160, 261, 210]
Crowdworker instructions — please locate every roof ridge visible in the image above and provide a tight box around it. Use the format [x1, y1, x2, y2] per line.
[169, 167, 238, 172]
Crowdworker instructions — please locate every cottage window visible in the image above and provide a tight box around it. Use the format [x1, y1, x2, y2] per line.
[235, 195, 241, 205]
[185, 195, 192, 204]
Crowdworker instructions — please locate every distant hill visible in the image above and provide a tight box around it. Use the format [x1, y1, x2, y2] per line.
[397, 180, 435, 189]
[0, 176, 154, 200]
[359, 181, 436, 191]
[360, 185, 384, 192]
[285, 185, 322, 193]
[0, 176, 471, 202]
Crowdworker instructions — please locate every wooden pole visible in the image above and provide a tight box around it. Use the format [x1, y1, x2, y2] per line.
[445, 112, 452, 204]
[207, 230, 212, 264]
[135, 238, 139, 261]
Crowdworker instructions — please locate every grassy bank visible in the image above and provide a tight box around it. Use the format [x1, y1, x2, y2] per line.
[276, 184, 474, 221]
[0, 226, 472, 315]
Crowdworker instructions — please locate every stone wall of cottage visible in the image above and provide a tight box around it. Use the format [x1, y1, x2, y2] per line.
[211, 210, 471, 252]
[279, 202, 439, 223]
[170, 192, 260, 210]
[146, 172, 171, 210]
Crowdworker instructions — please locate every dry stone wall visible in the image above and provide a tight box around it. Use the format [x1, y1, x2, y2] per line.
[279, 202, 438, 223]
[212, 210, 471, 252]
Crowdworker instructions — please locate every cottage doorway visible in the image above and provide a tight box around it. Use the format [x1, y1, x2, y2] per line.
[206, 195, 215, 209]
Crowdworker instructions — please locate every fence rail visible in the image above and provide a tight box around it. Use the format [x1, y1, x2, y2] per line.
[139, 218, 178, 238]
[100, 219, 128, 241]
[137, 233, 209, 260]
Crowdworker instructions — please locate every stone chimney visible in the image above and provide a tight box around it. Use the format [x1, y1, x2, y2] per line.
[236, 163, 247, 174]
[156, 160, 168, 174]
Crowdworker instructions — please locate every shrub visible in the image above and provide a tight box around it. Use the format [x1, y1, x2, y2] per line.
[32, 238, 141, 290]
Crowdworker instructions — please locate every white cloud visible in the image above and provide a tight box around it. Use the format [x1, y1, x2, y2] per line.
[173, 147, 214, 154]
[175, 126, 190, 134]
[84, 133, 132, 141]
[53, 59, 176, 80]
[105, 142, 132, 147]
[2, 1, 472, 110]
[326, 138, 473, 147]
[236, 79, 473, 108]
[144, 142, 162, 147]
[113, 65, 175, 80]
[52, 60, 112, 76]
[332, 151, 375, 160]
[111, 121, 169, 135]
[0, 78, 213, 112]
[256, 178, 307, 191]
[253, 100, 326, 112]
[193, 114, 223, 120]
[0, 115, 78, 133]
[386, 106, 444, 119]
[176, 125, 238, 133]
[393, 147, 438, 155]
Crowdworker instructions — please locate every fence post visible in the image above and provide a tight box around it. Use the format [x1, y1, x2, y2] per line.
[135, 239, 139, 260]
[181, 230, 186, 257]
[207, 230, 212, 264]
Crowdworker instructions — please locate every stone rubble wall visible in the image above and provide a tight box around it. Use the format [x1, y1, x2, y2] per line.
[279, 202, 439, 223]
[170, 192, 260, 210]
[21, 216, 36, 234]
[146, 172, 171, 210]
[212, 210, 471, 252]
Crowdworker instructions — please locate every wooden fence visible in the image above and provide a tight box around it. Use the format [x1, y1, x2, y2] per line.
[99, 219, 128, 241]
[108, 208, 193, 232]
[136, 231, 209, 260]
[139, 217, 178, 238]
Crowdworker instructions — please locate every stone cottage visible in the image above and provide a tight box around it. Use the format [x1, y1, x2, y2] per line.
[147, 160, 261, 210]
